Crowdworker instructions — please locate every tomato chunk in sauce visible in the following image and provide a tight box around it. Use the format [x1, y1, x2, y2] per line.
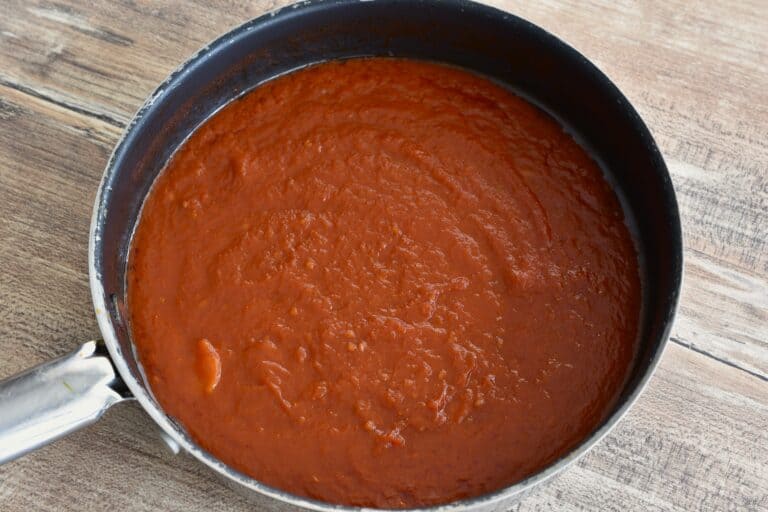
[128, 59, 641, 508]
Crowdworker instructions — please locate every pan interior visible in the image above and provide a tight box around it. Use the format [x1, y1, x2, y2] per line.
[91, 0, 681, 507]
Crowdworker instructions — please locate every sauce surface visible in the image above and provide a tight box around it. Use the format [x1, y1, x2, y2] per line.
[128, 59, 641, 508]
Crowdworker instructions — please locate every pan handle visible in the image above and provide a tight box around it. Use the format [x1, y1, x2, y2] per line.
[0, 341, 129, 464]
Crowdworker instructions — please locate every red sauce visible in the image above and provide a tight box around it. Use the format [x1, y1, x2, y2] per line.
[128, 59, 640, 508]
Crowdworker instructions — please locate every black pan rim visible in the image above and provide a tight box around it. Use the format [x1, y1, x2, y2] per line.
[89, 1, 684, 510]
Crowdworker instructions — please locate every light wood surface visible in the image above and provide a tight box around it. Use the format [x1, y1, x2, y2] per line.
[0, 1, 766, 510]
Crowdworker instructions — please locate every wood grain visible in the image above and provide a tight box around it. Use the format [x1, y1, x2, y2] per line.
[0, 1, 766, 511]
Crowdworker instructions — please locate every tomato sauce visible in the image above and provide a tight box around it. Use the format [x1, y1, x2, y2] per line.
[128, 59, 641, 508]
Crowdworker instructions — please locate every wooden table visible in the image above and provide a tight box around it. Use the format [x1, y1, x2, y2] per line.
[0, 1, 765, 510]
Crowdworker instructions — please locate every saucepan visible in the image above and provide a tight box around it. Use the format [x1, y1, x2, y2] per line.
[0, 0, 682, 509]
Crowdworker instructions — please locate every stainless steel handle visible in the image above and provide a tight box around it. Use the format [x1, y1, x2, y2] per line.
[0, 341, 129, 464]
